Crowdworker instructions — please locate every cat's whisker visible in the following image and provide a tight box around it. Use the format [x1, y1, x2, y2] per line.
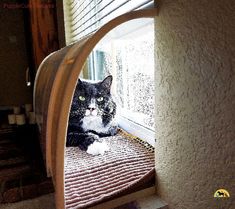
[71, 108, 87, 116]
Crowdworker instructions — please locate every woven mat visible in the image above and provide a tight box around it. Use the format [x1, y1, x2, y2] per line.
[64, 130, 155, 209]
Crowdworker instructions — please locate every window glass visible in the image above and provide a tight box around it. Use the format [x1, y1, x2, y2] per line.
[86, 18, 155, 144]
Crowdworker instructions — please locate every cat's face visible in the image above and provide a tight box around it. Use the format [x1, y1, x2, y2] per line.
[72, 76, 113, 117]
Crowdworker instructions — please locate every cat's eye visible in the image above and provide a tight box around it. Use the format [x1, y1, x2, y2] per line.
[78, 96, 86, 101]
[97, 97, 104, 102]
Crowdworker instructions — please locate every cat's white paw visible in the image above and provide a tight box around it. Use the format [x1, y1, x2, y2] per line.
[87, 141, 109, 156]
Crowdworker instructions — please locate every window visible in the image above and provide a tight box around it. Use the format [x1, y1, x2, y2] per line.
[85, 19, 155, 145]
[63, 0, 155, 145]
[63, 0, 154, 44]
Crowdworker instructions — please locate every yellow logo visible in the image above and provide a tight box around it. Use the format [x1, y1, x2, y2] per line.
[214, 189, 230, 198]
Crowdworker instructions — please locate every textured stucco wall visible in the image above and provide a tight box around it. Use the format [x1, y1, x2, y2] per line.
[154, 0, 235, 208]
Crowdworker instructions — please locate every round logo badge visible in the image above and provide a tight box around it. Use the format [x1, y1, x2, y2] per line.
[214, 189, 230, 198]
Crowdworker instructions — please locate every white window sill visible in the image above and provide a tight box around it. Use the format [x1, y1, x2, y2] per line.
[117, 115, 155, 146]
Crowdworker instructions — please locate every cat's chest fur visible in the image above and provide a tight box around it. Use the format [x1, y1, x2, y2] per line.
[81, 115, 110, 133]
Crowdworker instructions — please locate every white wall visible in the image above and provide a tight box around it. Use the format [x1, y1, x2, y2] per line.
[154, 0, 235, 208]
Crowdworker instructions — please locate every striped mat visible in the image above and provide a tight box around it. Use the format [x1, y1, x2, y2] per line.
[64, 130, 155, 209]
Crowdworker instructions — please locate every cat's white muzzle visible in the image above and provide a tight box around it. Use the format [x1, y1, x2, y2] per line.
[85, 109, 98, 116]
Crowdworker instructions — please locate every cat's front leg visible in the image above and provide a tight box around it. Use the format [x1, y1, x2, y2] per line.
[67, 132, 109, 155]
[66, 132, 96, 149]
[85, 133, 110, 156]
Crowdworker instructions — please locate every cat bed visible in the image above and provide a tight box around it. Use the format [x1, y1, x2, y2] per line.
[64, 130, 155, 209]
[33, 9, 157, 208]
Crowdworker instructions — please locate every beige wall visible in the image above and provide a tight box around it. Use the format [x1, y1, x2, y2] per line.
[154, 0, 234, 208]
[0, 2, 32, 107]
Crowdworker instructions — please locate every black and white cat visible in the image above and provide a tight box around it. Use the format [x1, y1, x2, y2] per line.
[66, 75, 118, 155]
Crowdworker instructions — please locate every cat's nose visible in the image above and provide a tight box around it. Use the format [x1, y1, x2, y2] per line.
[86, 107, 98, 116]
[88, 99, 96, 113]
[88, 107, 96, 111]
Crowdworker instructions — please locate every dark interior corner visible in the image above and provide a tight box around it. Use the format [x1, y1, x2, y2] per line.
[0, 0, 59, 203]
[0, 0, 60, 107]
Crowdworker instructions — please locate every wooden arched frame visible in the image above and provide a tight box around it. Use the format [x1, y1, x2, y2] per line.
[34, 8, 158, 209]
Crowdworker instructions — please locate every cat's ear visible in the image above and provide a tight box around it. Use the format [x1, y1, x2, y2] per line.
[77, 78, 83, 86]
[101, 75, 113, 89]
[75, 79, 83, 92]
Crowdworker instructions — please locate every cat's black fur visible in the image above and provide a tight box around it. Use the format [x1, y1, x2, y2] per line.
[66, 75, 117, 151]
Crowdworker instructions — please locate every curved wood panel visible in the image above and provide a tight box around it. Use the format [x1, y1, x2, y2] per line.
[34, 45, 74, 176]
[34, 8, 157, 209]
